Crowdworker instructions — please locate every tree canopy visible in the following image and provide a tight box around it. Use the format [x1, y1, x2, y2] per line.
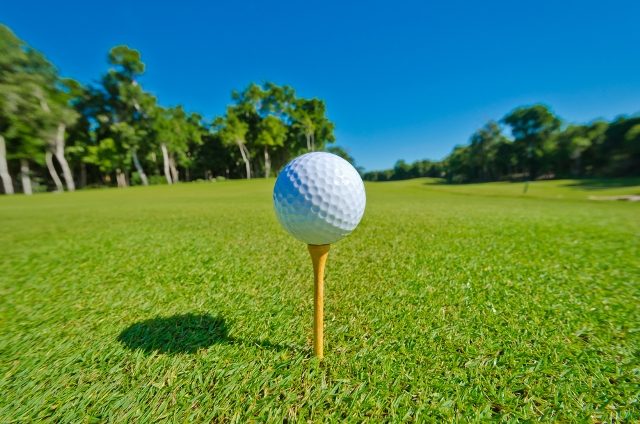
[0, 25, 339, 194]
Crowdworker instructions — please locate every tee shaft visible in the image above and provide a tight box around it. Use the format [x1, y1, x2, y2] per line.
[307, 244, 330, 359]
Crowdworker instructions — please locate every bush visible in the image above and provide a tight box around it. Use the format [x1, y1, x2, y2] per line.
[148, 175, 168, 185]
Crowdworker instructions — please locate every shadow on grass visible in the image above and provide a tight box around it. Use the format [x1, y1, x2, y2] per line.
[118, 313, 298, 355]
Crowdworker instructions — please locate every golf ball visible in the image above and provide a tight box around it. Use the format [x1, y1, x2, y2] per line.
[273, 152, 366, 245]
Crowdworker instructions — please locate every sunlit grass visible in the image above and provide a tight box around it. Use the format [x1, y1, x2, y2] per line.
[1, 179, 639, 421]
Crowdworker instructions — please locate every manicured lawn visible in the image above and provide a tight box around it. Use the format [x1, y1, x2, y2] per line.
[1, 179, 639, 422]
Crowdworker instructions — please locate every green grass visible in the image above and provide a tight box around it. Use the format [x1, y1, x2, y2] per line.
[1, 178, 639, 422]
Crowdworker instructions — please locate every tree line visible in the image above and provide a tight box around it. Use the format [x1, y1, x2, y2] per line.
[364, 105, 640, 183]
[0, 25, 343, 195]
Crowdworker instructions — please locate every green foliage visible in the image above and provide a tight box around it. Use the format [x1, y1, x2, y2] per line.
[364, 159, 442, 181]
[1, 180, 638, 421]
[147, 174, 169, 185]
[107, 45, 145, 80]
[213, 82, 336, 179]
[152, 105, 203, 167]
[0, 25, 56, 162]
[290, 98, 335, 152]
[84, 138, 127, 173]
[367, 106, 640, 183]
[255, 115, 287, 149]
[215, 107, 249, 148]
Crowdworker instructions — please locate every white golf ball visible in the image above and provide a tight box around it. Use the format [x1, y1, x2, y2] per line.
[273, 152, 366, 245]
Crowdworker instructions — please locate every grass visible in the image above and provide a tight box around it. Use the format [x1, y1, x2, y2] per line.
[1, 178, 639, 422]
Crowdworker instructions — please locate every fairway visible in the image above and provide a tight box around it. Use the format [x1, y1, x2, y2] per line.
[1, 179, 639, 422]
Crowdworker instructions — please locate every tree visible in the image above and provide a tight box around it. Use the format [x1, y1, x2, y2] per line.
[215, 107, 251, 179]
[84, 137, 129, 186]
[62, 79, 97, 189]
[39, 78, 80, 192]
[445, 146, 473, 183]
[0, 25, 58, 195]
[175, 111, 205, 182]
[598, 116, 640, 176]
[234, 83, 295, 178]
[291, 98, 335, 152]
[92, 45, 153, 187]
[255, 115, 287, 178]
[501, 105, 561, 180]
[2, 23, 349, 191]
[468, 121, 507, 181]
[152, 105, 204, 183]
[492, 139, 517, 179]
[0, 27, 80, 193]
[554, 124, 605, 177]
[192, 131, 237, 180]
[3, 83, 49, 194]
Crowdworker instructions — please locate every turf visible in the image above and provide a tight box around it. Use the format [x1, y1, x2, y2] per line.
[1, 178, 639, 422]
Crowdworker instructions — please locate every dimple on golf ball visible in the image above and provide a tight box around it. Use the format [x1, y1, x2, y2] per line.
[273, 152, 366, 245]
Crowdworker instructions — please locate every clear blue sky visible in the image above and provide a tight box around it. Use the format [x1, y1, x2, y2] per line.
[3, 0, 639, 170]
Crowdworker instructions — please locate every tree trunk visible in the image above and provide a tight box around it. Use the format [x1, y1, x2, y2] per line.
[237, 141, 251, 179]
[52, 123, 75, 191]
[116, 168, 127, 188]
[528, 140, 536, 180]
[0, 135, 14, 194]
[264, 146, 271, 178]
[38, 95, 73, 192]
[305, 133, 312, 151]
[169, 154, 179, 183]
[160, 143, 172, 184]
[45, 151, 64, 192]
[131, 149, 149, 186]
[20, 159, 32, 195]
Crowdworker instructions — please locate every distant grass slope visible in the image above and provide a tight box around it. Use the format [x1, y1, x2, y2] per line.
[1, 179, 639, 422]
[420, 177, 640, 200]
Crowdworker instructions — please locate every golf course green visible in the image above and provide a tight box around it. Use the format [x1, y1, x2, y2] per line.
[1, 179, 639, 422]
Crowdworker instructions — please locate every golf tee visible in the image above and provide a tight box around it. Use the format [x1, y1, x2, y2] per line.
[308, 244, 330, 359]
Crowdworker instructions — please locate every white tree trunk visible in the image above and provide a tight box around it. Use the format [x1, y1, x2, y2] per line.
[160, 143, 172, 184]
[237, 141, 251, 179]
[305, 133, 311, 151]
[264, 146, 271, 178]
[53, 123, 75, 191]
[116, 169, 127, 188]
[37, 91, 75, 192]
[39, 94, 51, 113]
[131, 149, 149, 186]
[169, 155, 179, 183]
[0, 135, 14, 194]
[45, 151, 64, 192]
[20, 159, 32, 195]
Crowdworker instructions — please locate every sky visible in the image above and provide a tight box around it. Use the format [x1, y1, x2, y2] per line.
[3, 0, 639, 170]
